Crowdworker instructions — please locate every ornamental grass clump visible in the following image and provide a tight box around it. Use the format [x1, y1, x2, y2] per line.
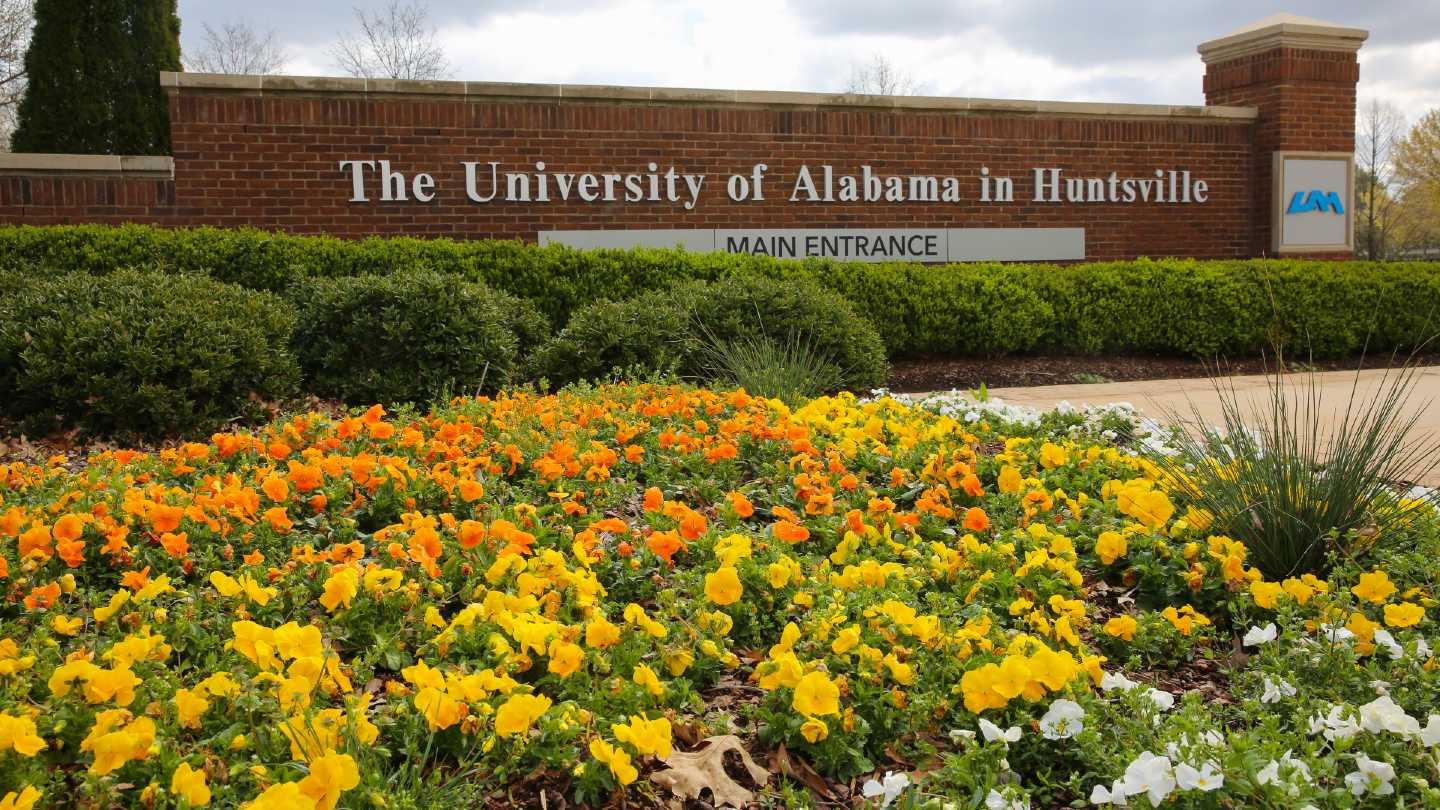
[697, 331, 846, 405]
[1158, 360, 1440, 579]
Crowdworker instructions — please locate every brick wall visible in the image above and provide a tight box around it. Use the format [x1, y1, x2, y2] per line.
[0, 88, 1259, 261]
[0, 12, 1368, 264]
[1204, 47, 1359, 256]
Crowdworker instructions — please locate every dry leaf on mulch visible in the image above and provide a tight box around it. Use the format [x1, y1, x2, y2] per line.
[650, 735, 769, 808]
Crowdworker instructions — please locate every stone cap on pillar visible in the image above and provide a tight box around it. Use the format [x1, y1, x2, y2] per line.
[1198, 13, 1368, 64]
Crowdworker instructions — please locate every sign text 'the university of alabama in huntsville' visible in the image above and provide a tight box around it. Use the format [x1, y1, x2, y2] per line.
[337, 160, 1211, 208]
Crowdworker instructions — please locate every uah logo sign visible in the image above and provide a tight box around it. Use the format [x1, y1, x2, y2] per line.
[1286, 190, 1345, 215]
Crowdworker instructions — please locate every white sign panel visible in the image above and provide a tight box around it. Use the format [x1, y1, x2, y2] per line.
[1274, 152, 1353, 253]
[539, 228, 1085, 263]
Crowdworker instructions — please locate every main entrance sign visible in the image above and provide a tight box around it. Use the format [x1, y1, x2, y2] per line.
[0, 14, 1368, 261]
[539, 227, 1085, 262]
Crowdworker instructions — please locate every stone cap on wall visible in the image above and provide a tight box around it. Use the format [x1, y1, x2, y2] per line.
[0, 153, 174, 178]
[160, 71, 1258, 123]
[1198, 13, 1368, 64]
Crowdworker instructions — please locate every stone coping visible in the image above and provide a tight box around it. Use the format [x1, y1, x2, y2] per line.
[1199, 16, 1368, 64]
[160, 71, 1258, 122]
[0, 153, 174, 178]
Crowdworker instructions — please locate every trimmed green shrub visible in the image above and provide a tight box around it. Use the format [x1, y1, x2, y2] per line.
[288, 271, 540, 405]
[3, 225, 1439, 361]
[523, 296, 693, 386]
[0, 271, 298, 440]
[530, 275, 889, 391]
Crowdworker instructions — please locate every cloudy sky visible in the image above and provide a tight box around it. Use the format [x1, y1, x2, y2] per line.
[176, 0, 1440, 119]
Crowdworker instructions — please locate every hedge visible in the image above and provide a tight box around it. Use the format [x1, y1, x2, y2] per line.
[0, 271, 299, 440]
[3, 224, 1438, 360]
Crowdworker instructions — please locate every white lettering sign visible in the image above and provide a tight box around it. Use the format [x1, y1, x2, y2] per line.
[338, 160, 1211, 209]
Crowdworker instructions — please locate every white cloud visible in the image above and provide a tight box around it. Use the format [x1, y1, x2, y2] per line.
[1360, 42, 1440, 120]
[225, 0, 1440, 115]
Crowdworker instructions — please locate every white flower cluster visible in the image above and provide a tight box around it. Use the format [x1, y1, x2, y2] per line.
[1309, 695, 1440, 746]
[1090, 690, 1440, 805]
[1090, 749, 1223, 806]
[894, 390, 1179, 455]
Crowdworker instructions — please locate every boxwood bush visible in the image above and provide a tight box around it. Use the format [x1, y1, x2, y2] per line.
[288, 271, 543, 405]
[3, 224, 1438, 360]
[529, 275, 889, 391]
[0, 271, 299, 440]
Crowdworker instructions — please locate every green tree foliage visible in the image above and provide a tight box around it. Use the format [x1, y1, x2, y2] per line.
[1392, 108, 1440, 256]
[11, 0, 180, 154]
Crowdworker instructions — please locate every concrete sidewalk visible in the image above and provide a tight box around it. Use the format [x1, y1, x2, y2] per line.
[984, 367, 1440, 486]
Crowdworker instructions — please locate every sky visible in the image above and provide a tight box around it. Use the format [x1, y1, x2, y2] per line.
[175, 0, 1440, 121]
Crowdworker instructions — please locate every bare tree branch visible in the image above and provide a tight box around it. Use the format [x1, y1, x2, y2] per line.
[843, 54, 921, 96]
[1354, 98, 1406, 259]
[330, 0, 450, 81]
[185, 20, 289, 75]
[0, 0, 32, 149]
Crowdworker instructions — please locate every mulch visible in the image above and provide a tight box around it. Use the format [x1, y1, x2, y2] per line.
[885, 351, 1440, 393]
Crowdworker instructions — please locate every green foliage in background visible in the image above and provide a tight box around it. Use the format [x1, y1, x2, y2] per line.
[11, 0, 181, 154]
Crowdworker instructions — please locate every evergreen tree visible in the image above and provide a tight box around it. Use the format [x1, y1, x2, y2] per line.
[12, 0, 180, 154]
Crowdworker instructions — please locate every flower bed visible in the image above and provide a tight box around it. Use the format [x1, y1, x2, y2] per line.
[0, 384, 1437, 808]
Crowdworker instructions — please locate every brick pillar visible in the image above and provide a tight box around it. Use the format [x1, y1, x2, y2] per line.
[1199, 14, 1367, 257]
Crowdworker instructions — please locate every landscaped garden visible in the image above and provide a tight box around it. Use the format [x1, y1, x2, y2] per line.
[2, 225, 1439, 808]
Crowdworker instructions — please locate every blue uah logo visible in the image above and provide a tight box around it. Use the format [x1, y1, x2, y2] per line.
[1286, 190, 1345, 215]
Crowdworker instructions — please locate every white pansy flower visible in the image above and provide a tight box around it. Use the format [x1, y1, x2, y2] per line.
[1344, 754, 1396, 797]
[979, 718, 1021, 744]
[1100, 671, 1140, 692]
[1039, 699, 1085, 740]
[1118, 751, 1176, 805]
[1089, 780, 1130, 806]
[1242, 622, 1277, 646]
[1358, 695, 1420, 737]
[1256, 751, 1312, 795]
[861, 771, 911, 807]
[1422, 715, 1440, 747]
[1261, 677, 1296, 703]
[1255, 760, 1280, 786]
[1309, 704, 1360, 741]
[1175, 761, 1224, 792]
[1145, 688, 1175, 711]
[1372, 628, 1404, 659]
[984, 787, 1030, 810]
[1281, 751, 1312, 783]
[1321, 625, 1355, 643]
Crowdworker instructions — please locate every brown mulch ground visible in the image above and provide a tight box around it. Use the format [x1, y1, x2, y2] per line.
[885, 352, 1440, 393]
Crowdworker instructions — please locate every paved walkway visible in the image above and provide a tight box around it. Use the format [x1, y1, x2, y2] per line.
[982, 367, 1440, 487]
